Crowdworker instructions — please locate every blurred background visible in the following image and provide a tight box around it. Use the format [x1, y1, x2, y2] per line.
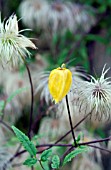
[0, 0, 111, 170]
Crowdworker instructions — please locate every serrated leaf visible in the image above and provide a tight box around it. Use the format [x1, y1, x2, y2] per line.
[51, 155, 60, 169]
[12, 126, 37, 157]
[41, 149, 52, 162]
[63, 146, 89, 165]
[23, 158, 37, 166]
[7, 87, 28, 103]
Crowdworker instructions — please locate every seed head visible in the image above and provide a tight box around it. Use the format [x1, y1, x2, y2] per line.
[0, 14, 36, 68]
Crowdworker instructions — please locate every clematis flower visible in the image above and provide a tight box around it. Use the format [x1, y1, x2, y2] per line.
[77, 65, 111, 121]
[0, 14, 36, 68]
[35, 66, 86, 105]
[48, 64, 72, 103]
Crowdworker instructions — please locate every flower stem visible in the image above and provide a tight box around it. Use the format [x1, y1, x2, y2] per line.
[55, 110, 92, 144]
[25, 63, 34, 140]
[21, 54, 34, 140]
[66, 95, 77, 147]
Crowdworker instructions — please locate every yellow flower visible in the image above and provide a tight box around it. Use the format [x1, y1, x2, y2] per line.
[48, 64, 72, 103]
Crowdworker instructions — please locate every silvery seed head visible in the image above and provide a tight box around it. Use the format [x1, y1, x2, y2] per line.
[0, 14, 36, 68]
[76, 65, 111, 121]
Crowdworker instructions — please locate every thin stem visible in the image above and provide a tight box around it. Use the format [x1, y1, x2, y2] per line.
[66, 95, 77, 147]
[25, 63, 34, 140]
[10, 135, 111, 162]
[0, 120, 14, 134]
[87, 144, 111, 154]
[60, 146, 74, 164]
[31, 166, 34, 170]
[55, 110, 92, 144]
[36, 144, 72, 147]
[39, 160, 45, 170]
[14, 144, 22, 156]
[9, 144, 72, 162]
[79, 136, 111, 146]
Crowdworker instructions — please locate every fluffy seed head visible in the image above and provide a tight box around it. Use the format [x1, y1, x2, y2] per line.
[0, 14, 36, 68]
[78, 65, 111, 121]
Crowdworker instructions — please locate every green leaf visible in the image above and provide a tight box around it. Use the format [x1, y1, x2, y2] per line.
[51, 155, 60, 169]
[41, 149, 52, 162]
[7, 87, 28, 103]
[42, 161, 50, 170]
[76, 132, 84, 143]
[12, 126, 37, 157]
[23, 158, 37, 166]
[63, 146, 89, 165]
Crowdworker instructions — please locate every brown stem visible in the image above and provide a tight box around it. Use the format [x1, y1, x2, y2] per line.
[0, 120, 14, 134]
[25, 63, 34, 140]
[79, 136, 111, 146]
[55, 110, 92, 144]
[39, 160, 45, 170]
[87, 144, 111, 154]
[66, 95, 77, 147]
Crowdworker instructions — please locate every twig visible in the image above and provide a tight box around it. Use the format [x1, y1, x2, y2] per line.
[14, 144, 22, 157]
[60, 146, 74, 164]
[55, 110, 92, 144]
[87, 144, 111, 154]
[0, 120, 14, 134]
[79, 136, 111, 146]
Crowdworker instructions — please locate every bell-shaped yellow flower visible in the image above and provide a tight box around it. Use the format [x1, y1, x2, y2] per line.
[48, 64, 72, 103]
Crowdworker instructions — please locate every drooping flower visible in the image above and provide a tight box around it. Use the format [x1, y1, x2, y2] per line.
[48, 64, 72, 103]
[35, 66, 86, 105]
[0, 14, 36, 68]
[77, 65, 111, 121]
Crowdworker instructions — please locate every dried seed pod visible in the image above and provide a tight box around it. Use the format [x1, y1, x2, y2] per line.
[48, 64, 72, 103]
